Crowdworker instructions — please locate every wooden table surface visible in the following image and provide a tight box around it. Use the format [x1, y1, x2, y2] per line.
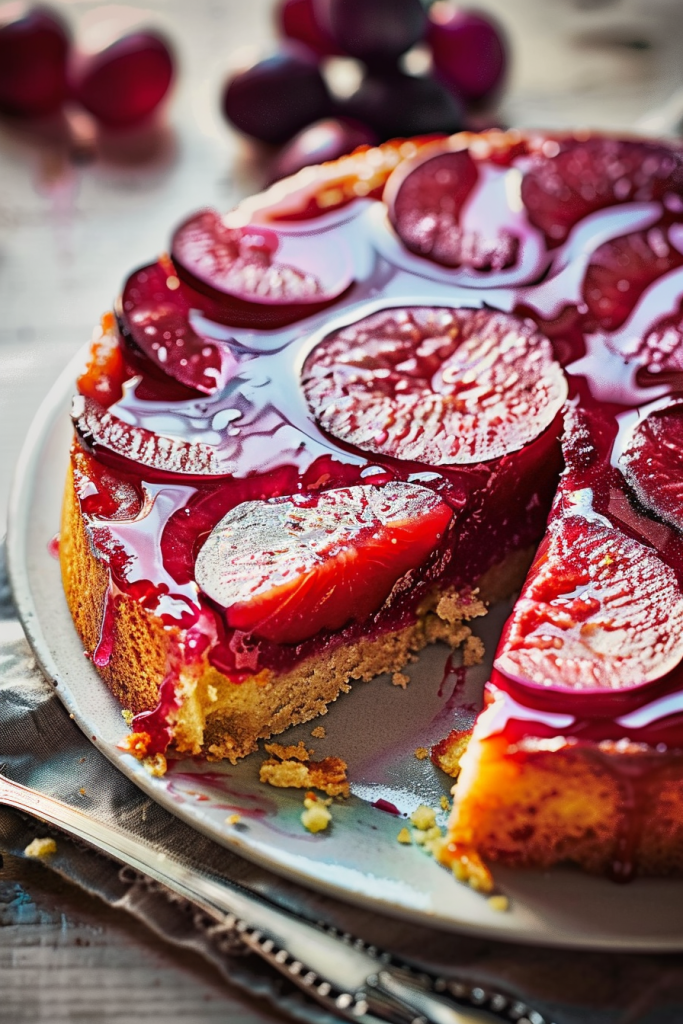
[2, 0, 683, 1019]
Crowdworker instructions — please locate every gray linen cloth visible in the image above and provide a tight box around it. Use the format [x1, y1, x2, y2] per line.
[1, 543, 682, 1024]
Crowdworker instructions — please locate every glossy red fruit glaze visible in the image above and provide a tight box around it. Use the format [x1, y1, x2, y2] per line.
[130, 674, 182, 754]
[171, 210, 354, 328]
[71, 31, 174, 128]
[79, 399, 562, 680]
[316, 0, 426, 64]
[222, 52, 330, 146]
[302, 306, 567, 466]
[194, 482, 453, 644]
[0, 7, 70, 117]
[582, 228, 683, 332]
[521, 137, 683, 246]
[277, 0, 341, 56]
[478, 682, 683, 763]
[269, 118, 377, 183]
[620, 403, 683, 533]
[386, 147, 519, 270]
[428, 5, 507, 106]
[495, 516, 683, 695]
[72, 446, 143, 522]
[76, 312, 203, 408]
[118, 261, 228, 394]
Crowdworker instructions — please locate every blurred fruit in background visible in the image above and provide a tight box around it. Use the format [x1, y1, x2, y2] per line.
[0, 1, 507, 178]
[221, 0, 509, 181]
[0, 7, 70, 118]
[0, 4, 175, 135]
[278, 0, 341, 57]
[428, 3, 507, 105]
[222, 51, 331, 145]
[342, 70, 462, 139]
[70, 30, 175, 129]
[315, 0, 427, 65]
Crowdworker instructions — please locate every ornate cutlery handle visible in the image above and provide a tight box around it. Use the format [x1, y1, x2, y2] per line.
[0, 773, 552, 1024]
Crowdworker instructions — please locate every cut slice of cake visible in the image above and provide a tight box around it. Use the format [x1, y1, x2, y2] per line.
[443, 397, 683, 881]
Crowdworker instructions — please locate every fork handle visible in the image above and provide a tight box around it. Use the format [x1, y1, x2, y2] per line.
[0, 774, 547, 1024]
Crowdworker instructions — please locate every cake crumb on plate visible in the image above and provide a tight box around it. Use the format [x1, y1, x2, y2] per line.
[265, 740, 312, 762]
[24, 837, 57, 858]
[410, 804, 437, 830]
[143, 753, 167, 777]
[260, 744, 349, 797]
[301, 792, 332, 833]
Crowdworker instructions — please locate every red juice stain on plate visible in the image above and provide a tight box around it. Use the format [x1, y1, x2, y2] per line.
[437, 653, 468, 712]
[164, 771, 319, 839]
[169, 770, 271, 805]
[47, 534, 60, 559]
[372, 798, 401, 815]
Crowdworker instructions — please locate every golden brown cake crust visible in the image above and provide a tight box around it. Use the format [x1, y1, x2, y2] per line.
[445, 733, 683, 878]
[60, 441, 532, 764]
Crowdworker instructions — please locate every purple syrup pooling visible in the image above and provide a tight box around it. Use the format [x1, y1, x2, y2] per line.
[70, 132, 683, 764]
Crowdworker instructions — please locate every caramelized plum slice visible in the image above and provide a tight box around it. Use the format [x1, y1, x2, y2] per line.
[620, 404, 683, 533]
[73, 395, 222, 477]
[302, 306, 567, 466]
[582, 228, 683, 332]
[522, 137, 683, 246]
[496, 516, 683, 692]
[119, 261, 227, 394]
[195, 481, 452, 644]
[171, 210, 353, 327]
[386, 148, 517, 270]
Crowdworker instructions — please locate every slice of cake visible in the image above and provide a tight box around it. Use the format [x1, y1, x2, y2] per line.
[441, 135, 683, 881]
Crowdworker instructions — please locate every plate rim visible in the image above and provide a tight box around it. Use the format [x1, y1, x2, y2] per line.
[8, 351, 683, 953]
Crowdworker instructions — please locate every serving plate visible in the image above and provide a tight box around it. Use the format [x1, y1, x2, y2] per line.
[9, 347, 683, 951]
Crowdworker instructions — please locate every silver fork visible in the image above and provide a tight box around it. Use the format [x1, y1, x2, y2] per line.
[0, 772, 553, 1024]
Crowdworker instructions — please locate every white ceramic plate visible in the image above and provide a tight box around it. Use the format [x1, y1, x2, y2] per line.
[9, 348, 683, 951]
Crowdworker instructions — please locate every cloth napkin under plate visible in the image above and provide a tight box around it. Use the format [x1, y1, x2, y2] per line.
[2, 541, 683, 1024]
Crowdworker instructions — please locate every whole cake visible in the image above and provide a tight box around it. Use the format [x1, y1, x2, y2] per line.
[60, 128, 683, 879]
